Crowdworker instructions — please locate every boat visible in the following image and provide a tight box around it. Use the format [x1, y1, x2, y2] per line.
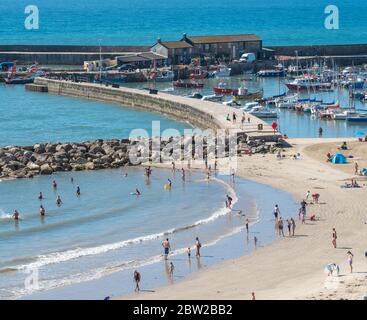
[347, 113, 367, 122]
[173, 80, 204, 88]
[319, 109, 334, 120]
[213, 83, 238, 95]
[232, 87, 263, 101]
[275, 94, 298, 109]
[188, 92, 203, 99]
[286, 75, 332, 91]
[333, 110, 359, 120]
[257, 69, 286, 77]
[247, 106, 278, 118]
[213, 65, 231, 78]
[5, 77, 34, 84]
[189, 68, 208, 79]
[154, 70, 174, 82]
[223, 100, 241, 107]
[201, 94, 224, 102]
[241, 102, 261, 111]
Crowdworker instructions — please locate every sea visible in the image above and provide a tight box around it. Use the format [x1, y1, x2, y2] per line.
[0, 0, 366, 46]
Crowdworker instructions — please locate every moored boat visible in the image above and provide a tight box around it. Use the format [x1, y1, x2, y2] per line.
[173, 80, 204, 88]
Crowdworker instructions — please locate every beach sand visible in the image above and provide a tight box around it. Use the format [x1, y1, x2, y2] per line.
[119, 138, 367, 300]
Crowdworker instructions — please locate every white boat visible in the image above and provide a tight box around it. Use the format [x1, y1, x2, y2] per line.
[241, 102, 260, 111]
[223, 100, 241, 107]
[347, 113, 367, 123]
[333, 110, 358, 120]
[201, 94, 224, 102]
[248, 106, 278, 118]
[154, 70, 174, 82]
[276, 95, 298, 109]
[213, 65, 231, 78]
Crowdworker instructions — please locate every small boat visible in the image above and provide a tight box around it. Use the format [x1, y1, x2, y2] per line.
[201, 94, 224, 102]
[333, 110, 358, 120]
[241, 102, 261, 111]
[188, 92, 203, 99]
[257, 69, 286, 77]
[223, 100, 241, 107]
[189, 68, 208, 79]
[213, 65, 231, 78]
[319, 109, 334, 120]
[247, 106, 278, 118]
[154, 70, 174, 82]
[173, 80, 204, 88]
[286, 75, 332, 91]
[5, 77, 34, 84]
[347, 113, 367, 122]
[232, 87, 263, 101]
[213, 83, 238, 95]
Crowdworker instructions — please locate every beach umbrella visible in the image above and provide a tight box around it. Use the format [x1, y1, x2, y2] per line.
[355, 131, 365, 138]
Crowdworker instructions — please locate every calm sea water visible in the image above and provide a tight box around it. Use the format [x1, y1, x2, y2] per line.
[0, 84, 191, 147]
[0, 0, 366, 45]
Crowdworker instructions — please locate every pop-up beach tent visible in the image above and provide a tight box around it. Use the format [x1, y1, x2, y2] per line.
[331, 153, 347, 164]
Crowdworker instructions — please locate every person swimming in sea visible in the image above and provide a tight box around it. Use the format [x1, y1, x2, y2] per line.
[56, 195, 62, 206]
[168, 179, 172, 189]
[38, 192, 43, 201]
[52, 180, 57, 189]
[12, 210, 20, 221]
[39, 205, 45, 216]
[226, 195, 233, 208]
[76, 186, 81, 197]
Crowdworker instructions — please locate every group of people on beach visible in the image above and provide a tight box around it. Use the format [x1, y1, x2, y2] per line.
[273, 204, 296, 237]
[11, 178, 80, 221]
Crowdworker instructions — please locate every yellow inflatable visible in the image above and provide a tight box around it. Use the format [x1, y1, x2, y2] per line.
[164, 184, 170, 190]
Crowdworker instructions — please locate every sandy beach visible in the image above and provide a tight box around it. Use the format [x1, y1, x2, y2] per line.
[120, 138, 367, 300]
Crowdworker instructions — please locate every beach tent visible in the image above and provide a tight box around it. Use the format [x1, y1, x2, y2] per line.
[331, 153, 347, 164]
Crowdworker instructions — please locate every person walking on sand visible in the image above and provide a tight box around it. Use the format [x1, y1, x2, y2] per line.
[195, 237, 202, 257]
[354, 162, 359, 175]
[305, 190, 310, 201]
[169, 262, 174, 277]
[278, 217, 284, 237]
[332, 228, 337, 248]
[254, 236, 258, 247]
[171, 161, 175, 172]
[287, 219, 291, 236]
[232, 112, 237, 123]
[273, 204, 280, 219]
[347, 251, 354, 273]
[290, 218, 296, 236]
[133, 270, 141, 292]
[162, 238, 171, 260]
[187, 247, 191, 259]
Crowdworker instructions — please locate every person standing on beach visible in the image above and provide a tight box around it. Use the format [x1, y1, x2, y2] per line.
[273, 204, 280, 219]
[195, 237, 202, 257]
[187, 247, 191, 259]
[305, 190, 310, 201]
[254, 236, 258, 247]
[171, 161, 175, 172]
[245, 219, 249, 233]
[133, 270, 141, 292]
[162, 238, 171, 260]
[332, 228, 337, 248]
[290, 218, 296, 236]
[286, 219, 291, 236]
[300, 200, 307, 223]
[278, 217, 285, 237]
[347, 251, 354, 273]
[354, 162, 359, 175]
[169, 262, 174, 277]
[232, 112, 237, 123]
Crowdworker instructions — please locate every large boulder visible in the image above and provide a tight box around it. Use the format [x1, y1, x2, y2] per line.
[40, 164, 53, 175]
